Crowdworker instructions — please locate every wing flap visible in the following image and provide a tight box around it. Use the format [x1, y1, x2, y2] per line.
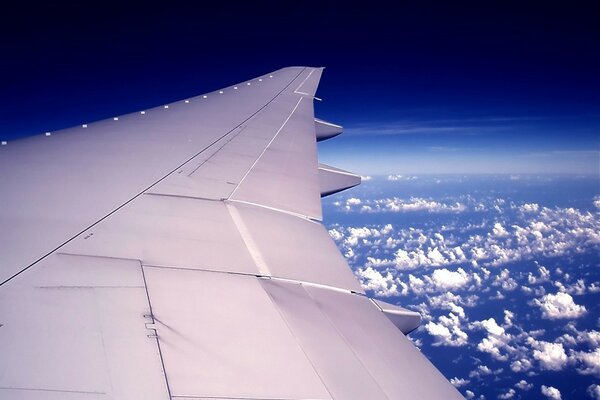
[261, 279, 389, 399]
[142, 267, 332, 400]
[227, 201, 364, 292]
[304, 285, 463, 399]
[0, 254, 169, 399]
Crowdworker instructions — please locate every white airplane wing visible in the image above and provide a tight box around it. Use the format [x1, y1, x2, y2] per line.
[0, 67, 463, 399]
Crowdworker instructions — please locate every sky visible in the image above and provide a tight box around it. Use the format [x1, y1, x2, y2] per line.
[1, 2, 598, 175]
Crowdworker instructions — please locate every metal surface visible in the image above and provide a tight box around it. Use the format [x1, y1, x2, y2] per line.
[372, 298, 422, 334]
[0, 67, 463, 399]
[315, 118, 343, 141]
[318, 163, 362, 197]
[0, 67, 310, 283]
[0, 254, 169, 399]
[143, 268, 331, 399]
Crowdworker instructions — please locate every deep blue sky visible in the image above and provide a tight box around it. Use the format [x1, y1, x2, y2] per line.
[1, 2, 598, 174]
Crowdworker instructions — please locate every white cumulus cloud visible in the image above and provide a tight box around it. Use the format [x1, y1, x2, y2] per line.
[470, 317, 516, 361]
[541, 385, 562, 400]
[355, 267, 400, 297]
[570, 348, 600, 377]
[468, 365, 493, 379]
[531, 341, 568, 371]
[429, 268, 471, 290]
[450, 377, 469, 388]
[498, 388, 516, 399]
[387, 174, 418, 181]
[511, 358, 533, 373]
[588, 384, 600, 399]
[425, 312, 468, 347]
[520, 203, 540, 213]
[515, 380, 533, 390]
[533, 292, 587, 320]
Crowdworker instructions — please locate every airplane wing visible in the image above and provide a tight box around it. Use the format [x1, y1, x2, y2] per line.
[0, 67, 463, 399]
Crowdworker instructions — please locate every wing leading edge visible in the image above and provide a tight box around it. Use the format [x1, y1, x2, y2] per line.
[0, 67, 463, 399]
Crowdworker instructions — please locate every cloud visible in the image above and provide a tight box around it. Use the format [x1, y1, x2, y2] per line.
[355, 267, 401, 297]
[330, 198, 599, 279]
[326, 191, 600, 390]
[425, 321, 455, 345]
[562, 325, 600, 348]
[570, 348, 600, 377]
[557, 278, 588, 295]
[520, 203, 540, 212]
[588, 384, 600, 400]
[541, 385, 562, 400]
[504, 310, 515, 327]
[510, 358, 533, 373]
[425, 311, 469, 347]
[468, 365, 493, 379]
[528, 264, 551, 284]
[415, 268, 472, 295]
[492, 222, 509, 237]
[531, 341, 568, 371]
[533, 292, 587, 320]
[450, 377, 470, 388]
[498, 388, 516, 399]
[470, 318, 516, 361]
[387, 174, 418, 181]
[515, 380, 533, 391]
[336, 196, 467, 214]
[480, 317, 505, 336]
[343, 117, 536, 137]
[588, 282, 600, 293]
[492, 269, 518, 291]
[430, 268, 471, 290]
[427, 291, 476, 318]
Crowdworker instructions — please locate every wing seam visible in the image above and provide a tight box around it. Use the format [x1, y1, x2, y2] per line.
[228, 96, 304, 200]
[0, 68, 306, 287]
[225, 203, 271, 276]
[140, 264, 174, 400]
[260, 283, 335, 400]
[301, 286, 392, 400]
[226, 198, 322, 224]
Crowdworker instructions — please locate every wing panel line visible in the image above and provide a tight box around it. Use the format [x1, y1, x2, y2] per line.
[225, 203, 271, 276]
[227, 96, 304, 200]
[226, 199, 321, 223]
[0, 68, 306, 288]
[260, 284, 336, 400]
[140, 264, 173, 400]
[294, 67, 321, 97]
[301, 286, 392, 400]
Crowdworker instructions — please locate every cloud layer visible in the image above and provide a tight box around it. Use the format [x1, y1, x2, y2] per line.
[326, 191, 600, 398]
